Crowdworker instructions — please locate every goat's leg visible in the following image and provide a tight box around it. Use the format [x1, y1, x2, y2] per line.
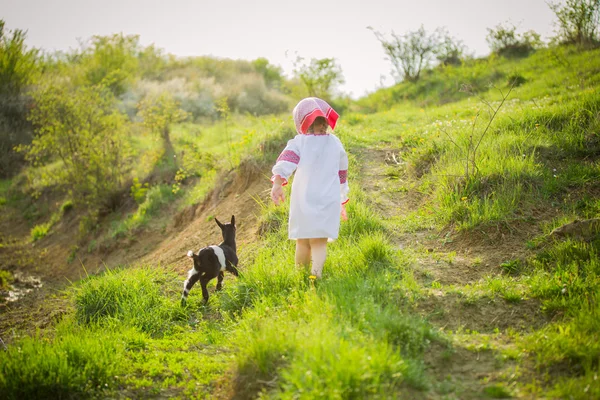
[216, 271, 224, 291]
[181, 268, 200, 306]
[199, 276, 212, 303]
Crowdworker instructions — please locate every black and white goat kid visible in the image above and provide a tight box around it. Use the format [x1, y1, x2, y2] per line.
[181, 215, 239, 305]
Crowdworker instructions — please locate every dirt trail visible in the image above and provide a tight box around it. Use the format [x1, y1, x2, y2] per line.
[357, 147, 548, 399]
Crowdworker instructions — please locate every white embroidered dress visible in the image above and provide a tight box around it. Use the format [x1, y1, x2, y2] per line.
[272, 133, 349, 240]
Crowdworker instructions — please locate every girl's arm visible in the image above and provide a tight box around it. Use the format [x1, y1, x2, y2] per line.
[271, 175, 285, 206]
[271, 137, 301, 205]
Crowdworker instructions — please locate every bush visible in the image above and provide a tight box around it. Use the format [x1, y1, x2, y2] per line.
[370, 25, 445, 82]
[19, 83, 128, 213]
[486, 22, 542, 57]
[549, 0, 600, 48]
[30, 222, 50, 241]
[0, 21, 39, 177]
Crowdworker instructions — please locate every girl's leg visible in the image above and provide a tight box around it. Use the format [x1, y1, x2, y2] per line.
[295, 239, 311, 267]
[309, 238, 328, 278]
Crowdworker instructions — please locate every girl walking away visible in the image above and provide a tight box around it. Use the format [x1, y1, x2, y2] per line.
[271, 97, 349, 279]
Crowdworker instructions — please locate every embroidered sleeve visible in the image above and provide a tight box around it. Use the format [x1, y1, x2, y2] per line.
[272, 137, 300, 185]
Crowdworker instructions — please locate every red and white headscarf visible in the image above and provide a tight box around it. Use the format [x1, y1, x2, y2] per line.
[292, 97, 339, 135]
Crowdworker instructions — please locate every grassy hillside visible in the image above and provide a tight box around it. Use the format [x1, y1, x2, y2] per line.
[1, 45, 600, 399]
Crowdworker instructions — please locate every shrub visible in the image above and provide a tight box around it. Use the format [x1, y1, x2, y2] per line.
[130, 177, 149, 204]
[293, 57, 345, 100]
[370, 25, 441, 82]
[549, 0, 600, 48]
[30, 222, 50, 241]
[0, 269, 13, 289]
[19, 82, 128, 214]
[0, 20, 39, 178]
[486, 22, 542, 58]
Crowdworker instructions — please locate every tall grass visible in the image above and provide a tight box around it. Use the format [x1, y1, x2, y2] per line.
[73, 267, 188, 337]
[0, 324, 122, 400]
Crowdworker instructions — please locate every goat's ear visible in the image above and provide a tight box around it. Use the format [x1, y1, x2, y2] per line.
[214, 217, 224, 229]
[187, 250, 194, 258]
[231, 215, 235, 226]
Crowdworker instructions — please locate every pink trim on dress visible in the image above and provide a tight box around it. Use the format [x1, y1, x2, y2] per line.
[277, 150, 300, 164]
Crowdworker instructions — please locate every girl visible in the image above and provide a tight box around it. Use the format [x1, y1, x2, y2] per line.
[270, 97, 349, 279]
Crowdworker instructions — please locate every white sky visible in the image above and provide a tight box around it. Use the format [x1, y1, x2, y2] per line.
[2, 0, 559, 98]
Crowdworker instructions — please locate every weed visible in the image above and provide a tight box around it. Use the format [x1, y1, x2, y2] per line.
[30, 222, 50, 241]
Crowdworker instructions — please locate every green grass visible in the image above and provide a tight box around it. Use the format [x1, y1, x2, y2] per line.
[0, 270, 13, 290]
[73, 267, 189, 337]
[0, 324, 123, 400]
[110, 184, 176, 238]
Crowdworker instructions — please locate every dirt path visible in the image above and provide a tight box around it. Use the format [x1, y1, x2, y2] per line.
[356, 146, 548, 399]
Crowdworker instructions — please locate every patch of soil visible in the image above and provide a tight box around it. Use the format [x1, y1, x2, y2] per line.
[415, 253, 500, 286]
[357, 147, 425, 215]
[424, 341, 516, 400]
[415, 291, 548, 333]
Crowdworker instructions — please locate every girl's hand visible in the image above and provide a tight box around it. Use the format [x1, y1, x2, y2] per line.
[271, 184, 285, 206]
[341, 203, 348, 221]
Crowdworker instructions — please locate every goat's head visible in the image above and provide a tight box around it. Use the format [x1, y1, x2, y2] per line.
[215, 215, 236, 243]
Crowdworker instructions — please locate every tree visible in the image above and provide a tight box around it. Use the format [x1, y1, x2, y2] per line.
[252, 57, 283, 89]
[0, 20, 39, 177]
[549, 0, 600, 47]
[79, 34, 140, 96]
[19, 83, 128, 212]
[137, 92, 188, 165]
[293, 57, 344, 100]
[370, 25, 440, 82]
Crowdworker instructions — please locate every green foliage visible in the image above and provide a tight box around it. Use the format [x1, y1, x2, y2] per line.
[112, 184, 175, 238]
[486, 22, 542, 58]
[483, 384, 513, 398]
[549, 0, 600, 47]
[0, 20, 39, 177]
[130, 177, 149, 204]
[30, 222, 50, 241]
[20, 83, 128, 213]
[30, 199, 73, 241]
[252, 57, 284, 88]
[370, 25, 445, 82]
[435, 28, 469, 66]
[60, 199, 73, 213]
[138, 92, 189, 137]
[0, 269, 13, 289]
[171, 167, 187, 195]
[0, 20, 39, 94]
[79, 33, 140, 96]
[293, 57, 344, 100]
